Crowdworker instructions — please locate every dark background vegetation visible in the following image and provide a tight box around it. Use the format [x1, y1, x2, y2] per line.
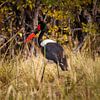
[0, 0, 100, 59]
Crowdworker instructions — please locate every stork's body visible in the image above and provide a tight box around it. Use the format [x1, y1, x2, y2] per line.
[40, 40, 68, 71]
[25, 31, 68, 71]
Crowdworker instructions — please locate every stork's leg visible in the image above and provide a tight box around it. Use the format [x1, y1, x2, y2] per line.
[40, 60, 47, 82]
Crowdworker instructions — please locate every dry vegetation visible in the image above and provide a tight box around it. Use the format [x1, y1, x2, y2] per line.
[0, 47, 100, 100]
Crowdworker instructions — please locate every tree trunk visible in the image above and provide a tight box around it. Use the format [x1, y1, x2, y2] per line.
[33, 0, 42, 30]
[92, 0, 98, 21]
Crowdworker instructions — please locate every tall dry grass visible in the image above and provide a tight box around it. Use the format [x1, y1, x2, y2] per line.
[0, 48, 100, 100]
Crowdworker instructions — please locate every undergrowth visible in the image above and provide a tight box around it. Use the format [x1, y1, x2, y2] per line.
[0, 48, 100, 100]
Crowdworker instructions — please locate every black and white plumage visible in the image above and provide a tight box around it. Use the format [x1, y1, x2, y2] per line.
[38, 32, 68, 71]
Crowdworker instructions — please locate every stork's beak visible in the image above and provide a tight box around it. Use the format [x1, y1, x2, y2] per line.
[24, 33, 36, 43]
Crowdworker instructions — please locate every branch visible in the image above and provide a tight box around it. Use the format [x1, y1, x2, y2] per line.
[34, 0, 42, 9]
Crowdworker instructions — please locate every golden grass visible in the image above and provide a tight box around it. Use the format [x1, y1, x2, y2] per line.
[0, 48, 100, 100]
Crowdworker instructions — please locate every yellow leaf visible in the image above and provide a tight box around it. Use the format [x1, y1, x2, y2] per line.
[64, 27, 69, 31]
[17, 32, 23, 37]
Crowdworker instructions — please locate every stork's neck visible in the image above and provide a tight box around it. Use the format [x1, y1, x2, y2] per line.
[38, 31, 44, 46]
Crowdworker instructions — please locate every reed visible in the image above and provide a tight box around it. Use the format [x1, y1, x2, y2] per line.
[0, 48, 100, 100]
